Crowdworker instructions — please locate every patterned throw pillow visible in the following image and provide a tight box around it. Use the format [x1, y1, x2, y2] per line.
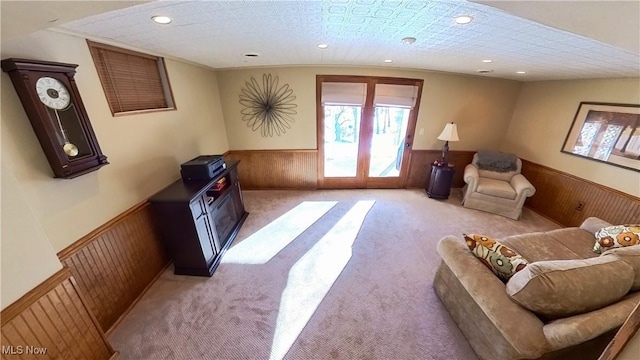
[592, 225, 640, 254]
[464, 234, 529, 282]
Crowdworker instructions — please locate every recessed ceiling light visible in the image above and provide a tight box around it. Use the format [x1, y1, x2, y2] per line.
[384, 59, 393, 63]
[151, 15, 172, 24]
[481, 59, 493, 63]
[455, 15, 473, 24]
[243, 52, 260, 58]
[401, 37, 416, 45]
[318, 43, 328, 49]
[516, 71, 527, 74]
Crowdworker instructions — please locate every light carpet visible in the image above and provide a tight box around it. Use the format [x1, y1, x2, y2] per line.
[109, 189, 559, 360]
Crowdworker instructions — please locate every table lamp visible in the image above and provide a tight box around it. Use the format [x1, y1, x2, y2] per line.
[437, 122, 459, 163]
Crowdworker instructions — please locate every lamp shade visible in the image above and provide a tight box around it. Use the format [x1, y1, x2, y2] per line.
[437, 123, 460, 142]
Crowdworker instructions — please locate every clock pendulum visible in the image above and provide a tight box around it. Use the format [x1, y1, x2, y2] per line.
[53, 108, 79, 157]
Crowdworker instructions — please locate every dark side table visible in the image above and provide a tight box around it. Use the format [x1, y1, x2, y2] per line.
[426, 162, 455, 199]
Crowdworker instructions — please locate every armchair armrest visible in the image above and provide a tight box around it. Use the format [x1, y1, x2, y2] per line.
[463, 164, 480, 192]
[510, 174, 536, 198]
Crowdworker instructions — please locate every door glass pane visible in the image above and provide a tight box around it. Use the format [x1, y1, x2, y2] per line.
[369, 106, 410, 177]
[324, 105, 361, 177]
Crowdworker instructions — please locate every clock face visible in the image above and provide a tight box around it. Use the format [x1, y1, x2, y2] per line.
[35, 77, 71, 110]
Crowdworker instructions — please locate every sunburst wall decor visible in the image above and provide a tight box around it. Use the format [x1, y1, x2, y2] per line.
[238, 74, 297, 137]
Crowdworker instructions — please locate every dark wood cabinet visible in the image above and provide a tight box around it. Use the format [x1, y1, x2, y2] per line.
[149, 160, 248, 276]
[426, 163, 455, 199]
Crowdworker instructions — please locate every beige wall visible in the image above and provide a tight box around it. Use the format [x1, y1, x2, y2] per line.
[503, 78, 640, 197]
[217, 67, 522, 152]
[1, 30, 228, 308]
[0, 162, 63, 309]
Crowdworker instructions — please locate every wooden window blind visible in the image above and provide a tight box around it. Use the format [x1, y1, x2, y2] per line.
[87, 41, 175, 115]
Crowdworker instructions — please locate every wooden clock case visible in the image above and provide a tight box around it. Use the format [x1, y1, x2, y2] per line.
[1, 58, 108, 179]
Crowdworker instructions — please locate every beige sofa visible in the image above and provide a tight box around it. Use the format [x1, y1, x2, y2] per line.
[433, 217, 640, 360]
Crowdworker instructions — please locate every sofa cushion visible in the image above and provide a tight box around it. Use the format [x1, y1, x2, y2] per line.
[476, 178, 517, 200]
[501, 228, 599, 262]
[592, 225, 640, 253]
[601, 245, 640, 291]
[464, 234, 528, 281]
[506, 256, 634, 319]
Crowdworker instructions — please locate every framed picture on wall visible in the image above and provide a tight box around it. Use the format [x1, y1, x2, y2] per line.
[561, 102, 640, 172]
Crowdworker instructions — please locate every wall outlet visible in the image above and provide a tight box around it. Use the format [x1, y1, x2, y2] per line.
[575, 201, 585, 211]
[419, 128, 425, 136]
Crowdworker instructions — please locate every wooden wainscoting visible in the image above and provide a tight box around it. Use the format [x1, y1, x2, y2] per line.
[406, 150, 475, 189]
[1, 268, 116, 360]
[521, 159, 640, 226]
[224, 149, 475, 190]
[224, 150, 318, 189]
[57, 201, 169, 334]
[220, 150, 639, 226]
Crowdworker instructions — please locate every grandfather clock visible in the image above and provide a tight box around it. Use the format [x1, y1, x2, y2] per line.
[1, 58, 108, 179]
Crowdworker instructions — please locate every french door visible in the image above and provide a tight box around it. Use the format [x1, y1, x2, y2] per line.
[317, 75, 423, 188]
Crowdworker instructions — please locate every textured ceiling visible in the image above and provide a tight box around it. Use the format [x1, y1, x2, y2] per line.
[56, 0, 640, 81]
[0, 1, 149, 40]
[473, 0, 640, 54]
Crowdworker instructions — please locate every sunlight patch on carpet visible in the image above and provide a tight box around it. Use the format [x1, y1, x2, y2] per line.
[269, 200, 376, 360]
[222, 201, 338, 265]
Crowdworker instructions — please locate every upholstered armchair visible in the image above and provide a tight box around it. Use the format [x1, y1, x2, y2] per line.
[462, 151, 535, 220]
